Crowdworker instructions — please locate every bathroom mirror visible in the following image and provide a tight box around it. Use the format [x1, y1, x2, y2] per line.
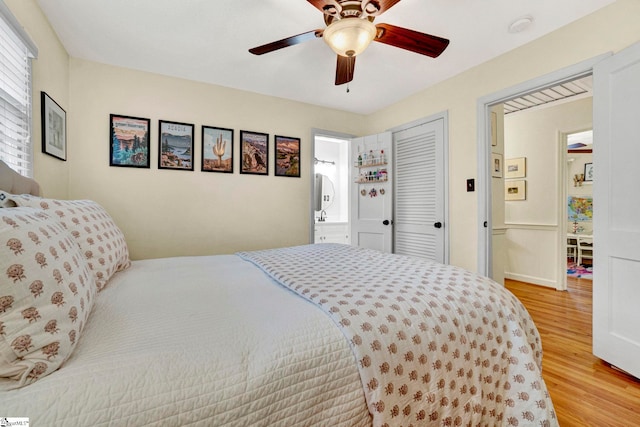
[314, 173, 335, 212]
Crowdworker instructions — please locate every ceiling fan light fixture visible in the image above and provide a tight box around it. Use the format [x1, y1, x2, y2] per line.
[323, 18, 377, 57]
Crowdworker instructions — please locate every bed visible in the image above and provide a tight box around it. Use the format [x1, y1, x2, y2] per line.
[0, 161, 557, 426]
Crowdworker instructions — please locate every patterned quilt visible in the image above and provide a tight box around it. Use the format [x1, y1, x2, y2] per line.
[238, 244, 558, 427]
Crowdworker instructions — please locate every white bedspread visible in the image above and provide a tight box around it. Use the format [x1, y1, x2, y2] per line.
[1, 255, 371, 426]
[239, 244, 558, 427]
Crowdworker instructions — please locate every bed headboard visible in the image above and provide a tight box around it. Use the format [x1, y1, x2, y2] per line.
[0, 160, 41, 196]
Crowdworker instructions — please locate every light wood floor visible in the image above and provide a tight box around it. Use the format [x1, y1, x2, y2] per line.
[506, 278, 640, 426]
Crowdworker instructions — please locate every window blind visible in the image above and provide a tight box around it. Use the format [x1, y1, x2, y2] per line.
[0, 2, 38, 177]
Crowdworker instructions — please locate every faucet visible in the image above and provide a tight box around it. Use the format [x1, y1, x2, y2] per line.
[318, 210, 327, 222]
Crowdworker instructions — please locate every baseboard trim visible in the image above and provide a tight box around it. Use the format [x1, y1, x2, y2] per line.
[505, 272, 557, 289]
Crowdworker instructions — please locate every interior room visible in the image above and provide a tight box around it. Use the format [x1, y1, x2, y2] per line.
[1, 0, 640, 425]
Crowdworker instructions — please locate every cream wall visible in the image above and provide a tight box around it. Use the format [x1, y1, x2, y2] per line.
[8, 0, 640, 267]
[6, 0, 69, 198]
[67, 59, 366, 259]
[364, 0, 640, 272]
[502, 97, 592, 287]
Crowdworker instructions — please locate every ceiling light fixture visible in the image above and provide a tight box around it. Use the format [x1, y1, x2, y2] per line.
[323, 18, 377, 57]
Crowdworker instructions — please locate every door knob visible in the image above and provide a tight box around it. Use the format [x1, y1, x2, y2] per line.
[434, 222, 443, 229]
[383, 219, 392, 226]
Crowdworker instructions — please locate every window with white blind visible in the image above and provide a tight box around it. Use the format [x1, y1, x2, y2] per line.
[0, 2, 38, 177]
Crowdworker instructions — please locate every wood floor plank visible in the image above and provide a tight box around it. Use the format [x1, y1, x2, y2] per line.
[505, 278, 640, 426]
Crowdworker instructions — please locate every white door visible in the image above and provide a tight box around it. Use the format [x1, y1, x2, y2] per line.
[350, 132, 393, 252]
[593, 41, 640, 379]
[393, 119, 447, 262]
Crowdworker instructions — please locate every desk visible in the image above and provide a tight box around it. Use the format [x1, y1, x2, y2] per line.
[567, 234, 593, 266]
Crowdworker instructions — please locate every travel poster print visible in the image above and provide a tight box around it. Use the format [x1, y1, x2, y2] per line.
[109, 114, 150, 168]
[159, 120, 194, 170]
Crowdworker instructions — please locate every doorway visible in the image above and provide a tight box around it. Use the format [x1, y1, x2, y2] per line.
[565, 129, 594, 284]
[311, 130, 352, 245]
[477, 54, 608, 288]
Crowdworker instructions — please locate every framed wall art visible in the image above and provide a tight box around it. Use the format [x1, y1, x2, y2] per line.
[41, 92, 66, 161]
[584, 162, 594, 182]
[491, 152, 503, 178]
[505, 179, 526, 201]
[240, 130, 268, 175]
[159, 120, 194, 171]
[202, 126, 233, 173]
[109, 114, 150, 168]
[505, 157, 526, 179]
[274, 135, 301, 177]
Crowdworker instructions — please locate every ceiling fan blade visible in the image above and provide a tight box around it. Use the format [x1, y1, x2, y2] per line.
[366, 0, 402, 15]
[249, 29, 323, 55]
[374, 23, 449, 58]
[335, 55, 355, 85]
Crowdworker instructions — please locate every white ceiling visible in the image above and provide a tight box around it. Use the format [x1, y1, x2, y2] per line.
[35, 0, 614, 115]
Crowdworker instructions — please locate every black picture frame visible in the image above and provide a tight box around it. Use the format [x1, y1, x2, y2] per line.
[240, 130, 268, 175]
[584, 162, 594, 182]
[41, 92, 66, 161]
[109, 114, 151, 168]
[202, 126, 234, 173]
[158, 120, 194, 171]
[274, 135, 301, 177]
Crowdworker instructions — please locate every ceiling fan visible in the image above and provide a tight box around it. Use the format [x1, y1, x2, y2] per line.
[249, 0, 450, 86]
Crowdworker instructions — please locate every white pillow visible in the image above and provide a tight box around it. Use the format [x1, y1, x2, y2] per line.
[0, 207, 96, 388]
[9, 195, 131, 291]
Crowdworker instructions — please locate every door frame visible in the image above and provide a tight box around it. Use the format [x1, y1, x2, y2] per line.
[476, 54, 610, 285]
[387, 111, 450, 264]
[309, 128, 355, 243]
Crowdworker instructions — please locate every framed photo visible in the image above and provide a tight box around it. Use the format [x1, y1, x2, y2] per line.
[275, 135, 301, 177]
[505, 179, 526, 201]
[491, 153, 503, 178]
[584, 162, 594, 182]
[109, 114, 150, 168]
[159, 120, 194, 171]
[240, 130, 268, 175]
[505, 157, 526, 178]
[202, 126, 233, 173]
[41, 92, 66, 161]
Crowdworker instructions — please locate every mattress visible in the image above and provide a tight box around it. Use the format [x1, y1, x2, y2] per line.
[1, 254, 371, 426]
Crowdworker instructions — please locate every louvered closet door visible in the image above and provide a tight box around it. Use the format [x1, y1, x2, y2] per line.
[393, 119, 445, 262]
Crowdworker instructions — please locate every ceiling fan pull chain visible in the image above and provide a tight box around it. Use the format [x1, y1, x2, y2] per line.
[346, 83, 350, 93]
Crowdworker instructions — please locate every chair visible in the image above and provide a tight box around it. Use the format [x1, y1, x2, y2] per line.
[567, 236, 578, 263]
[578, 237, 593, 266]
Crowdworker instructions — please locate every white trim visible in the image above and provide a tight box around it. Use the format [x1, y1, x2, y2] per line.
[0, 1, 38, 58]
[476, 53, 611, 279]
[504, 272, 557, 289]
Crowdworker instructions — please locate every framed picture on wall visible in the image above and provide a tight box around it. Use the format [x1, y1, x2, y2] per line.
[240, 130, 268, 175]
[41, 92, 67, 161]
[109, 114, 150, 168]
[158, 120, 194, 171]
[505, 157, 526, 178]
[274, 135, 301, 177]
[491, 153, 503, 178]
[584, 162, 594, 182]
[505, 179, 526, 201]
[202, 126, 233, 173]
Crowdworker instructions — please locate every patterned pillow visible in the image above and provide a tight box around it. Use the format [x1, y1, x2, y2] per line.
[9, 195, 131, 291]
[0, 207, 96, 388]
